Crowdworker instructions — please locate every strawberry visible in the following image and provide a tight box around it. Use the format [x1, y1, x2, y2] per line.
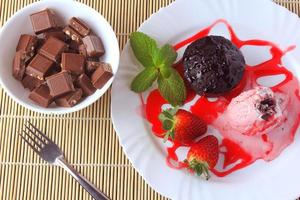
[159, 107, 207, 145]
[185, 135, 219, 179]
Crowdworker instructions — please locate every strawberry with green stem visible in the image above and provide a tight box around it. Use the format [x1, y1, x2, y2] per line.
[185, 135, 219, 180]
[159, 107, 207, 145]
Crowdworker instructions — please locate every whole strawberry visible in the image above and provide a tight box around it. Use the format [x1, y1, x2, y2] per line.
[159, 107, 207, 145]
[185, 135, 219, 180]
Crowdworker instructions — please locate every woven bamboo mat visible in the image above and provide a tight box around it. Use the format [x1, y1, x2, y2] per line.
[0, 0, 299, 200]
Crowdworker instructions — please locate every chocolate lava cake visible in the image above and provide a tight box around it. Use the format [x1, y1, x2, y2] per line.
[183, 35, 245, 95]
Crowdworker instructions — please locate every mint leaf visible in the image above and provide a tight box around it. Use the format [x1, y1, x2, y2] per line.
[130, 32, 158, 68]
[159, 67, 172, 78]
[157, 69, 186, 106]
[159, 44, 177, 67]
[131, 67, 158, 93]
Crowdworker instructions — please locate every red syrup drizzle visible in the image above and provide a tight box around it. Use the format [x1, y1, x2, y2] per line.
[142, 19, 300, 177]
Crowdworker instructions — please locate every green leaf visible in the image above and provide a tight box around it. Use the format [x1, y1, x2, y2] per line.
[131, 67, 158, 93]
[159, 44, 177, 67]
[130, 32, 159, 68]
[159, 67, 172, 78]
[157, 69, 186, 106]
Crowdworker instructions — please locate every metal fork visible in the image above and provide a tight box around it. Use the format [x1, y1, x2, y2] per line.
[19, 122, 110, 200]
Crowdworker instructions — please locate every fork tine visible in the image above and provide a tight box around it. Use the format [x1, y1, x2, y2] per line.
[19, 133, 40, 154]
[22, 130, 43, 149]
[24, 125, 46, 145]
[27, 121, 51, 142]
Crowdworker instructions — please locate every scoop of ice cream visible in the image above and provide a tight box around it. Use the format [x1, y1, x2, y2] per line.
[224, 87, 287, 136]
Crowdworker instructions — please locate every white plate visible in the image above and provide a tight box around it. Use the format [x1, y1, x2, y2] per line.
[111, 0, 300, 199]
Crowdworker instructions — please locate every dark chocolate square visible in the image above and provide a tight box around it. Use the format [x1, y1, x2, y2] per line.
[86, 61, 107, 74]
[29, 84, 53, 107]
[46, 71, 75, 97]
[39, 36, 68, 62]
[16, 34, 38, 53]
[22, 75, 44, 91]
[61, 53, 85, 75]
[76, 74, 96, 96]
[43, 28, 68, 42]
[26, 54, 55, 80]
[82, 35, 105, 57]
[30, 9, 58, 34]
[55, 88, 83, 107]
[63, 26, 82, 43]
[91, 63, 113, 89]
[12, 51, 27, 81]
[69, 17, 90, 37]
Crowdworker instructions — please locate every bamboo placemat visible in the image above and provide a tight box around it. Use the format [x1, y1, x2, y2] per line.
[0, 0, 299, 200]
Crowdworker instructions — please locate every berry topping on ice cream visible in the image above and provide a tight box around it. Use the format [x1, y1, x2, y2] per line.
[224, 87, 287, 136]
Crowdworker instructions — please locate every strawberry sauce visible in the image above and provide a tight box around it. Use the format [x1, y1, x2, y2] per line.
[142, 19, 300, 177]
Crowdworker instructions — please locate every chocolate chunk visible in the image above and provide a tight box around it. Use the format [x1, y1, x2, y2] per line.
[43, 29, 67, 42]
[39, 36, 68, 62]
[76, 74, 96, 96]
[36, 38, 46, 49]
[26, 54, 55, 80]
[78, 44, 87, 57]
[69, 17, 90, 37]
[16, 34, 38, 53]
[82, 35, 105, 57]
[46, 71, 75, 97]
[12, 51, 27, 80]
[63, 26, 82, 43]
[86, 61, 108, 74]
[61, 53, 85, 75]
[91, 63, 113, 89]
[68, 40, 80, 53]
[29, 84, 53, 107]
[258, 98, 276, 120]
[21, 75, 44, 91]
[30, 9, 58, 34]
[55, 88, 83, 107]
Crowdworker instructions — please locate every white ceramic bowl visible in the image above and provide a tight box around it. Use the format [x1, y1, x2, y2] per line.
[0, 0, 119, 114]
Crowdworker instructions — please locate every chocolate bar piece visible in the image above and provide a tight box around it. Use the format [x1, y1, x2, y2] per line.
[30, 9, 58, 34]
[29, 84, 53, 107]
[78, 44, 87, 57]
[26, 54, 55, 80]
[43, 29, 67, 42]
[22, 75, 44, 91]
[68, 40, 80, 53]
[46, 71, 75, 97]
[39, 37, 68, 62]
[91, 63, 113, 89]
[61, 53, 85, 75]
[69, 17, 90, 37]
[63, 26, 82, 43]
[76, 74, 96, 96]
[82, 35, 105, 57]
[12, 51, 27, 80]
[86, 61, 108, 74]
[55, 88, 83, 107]
[16, 34, 38, 53]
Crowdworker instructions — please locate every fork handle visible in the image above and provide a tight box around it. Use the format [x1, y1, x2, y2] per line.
[57, 158, 110, 200]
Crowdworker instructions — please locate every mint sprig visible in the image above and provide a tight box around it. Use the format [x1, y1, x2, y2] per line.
[130, 32, 186, 106]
